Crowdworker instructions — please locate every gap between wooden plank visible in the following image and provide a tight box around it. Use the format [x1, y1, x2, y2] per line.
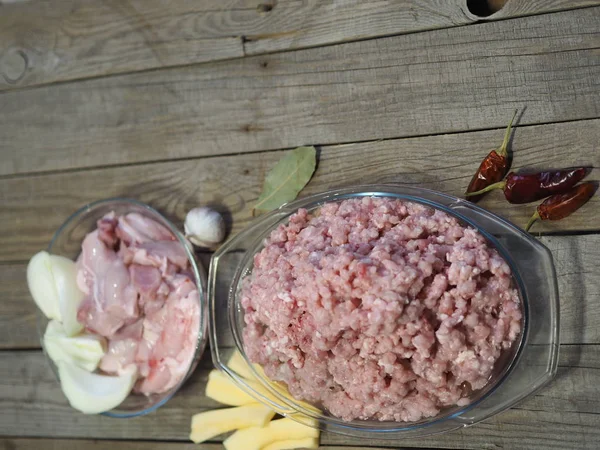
[2, 1, 599, 92]
[1, 118, 599, 264]
[0, 7, 599, 175]
[0, 439, 439, 450]
[243, 2, 600, 56]
[1, 115, 598, 182]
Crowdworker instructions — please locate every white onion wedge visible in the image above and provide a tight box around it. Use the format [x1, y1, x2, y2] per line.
[48, 255, 85, 336]
[44, 320, 106, 372]
[58, 362, 136, 414]
[27, 251, 61, 320]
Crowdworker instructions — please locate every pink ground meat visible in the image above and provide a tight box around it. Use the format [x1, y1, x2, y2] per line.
[241, 198, 522, 422]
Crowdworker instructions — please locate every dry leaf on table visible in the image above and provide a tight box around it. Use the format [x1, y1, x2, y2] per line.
[253, 146, 317, 215]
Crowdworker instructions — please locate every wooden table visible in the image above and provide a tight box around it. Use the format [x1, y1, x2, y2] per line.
[1, 1, 599, 449]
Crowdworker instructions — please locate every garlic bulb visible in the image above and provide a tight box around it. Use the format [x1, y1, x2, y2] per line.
[184, 207, 226, 249]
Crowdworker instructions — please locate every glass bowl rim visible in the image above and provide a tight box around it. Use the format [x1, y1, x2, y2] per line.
[216, 184, 533, 432]
[44, 197, 208, 418]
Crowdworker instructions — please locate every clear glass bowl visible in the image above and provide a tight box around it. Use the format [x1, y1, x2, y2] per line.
[208, 185, 559, 438]
[39, 198, 208, 418]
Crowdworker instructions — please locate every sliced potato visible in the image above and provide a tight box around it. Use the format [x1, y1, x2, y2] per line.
[189, 404, 276, 444]
[262, 437, 319, 450]
[207, 369, 290, 409]
[224, 418, 319, 450]
[208, 362, 321, 416]
[205, 370, 259, 406]
[227, 350, 255, 380]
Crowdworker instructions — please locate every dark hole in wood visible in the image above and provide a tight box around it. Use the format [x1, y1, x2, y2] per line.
[466, 0, 507, 17]
[260, 61, 268, 68]
[257, 3, 273, 13]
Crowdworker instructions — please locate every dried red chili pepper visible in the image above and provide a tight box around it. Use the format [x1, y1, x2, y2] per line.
[465, 167, 589, 204]
[525, 182, 596, 231]
[466, 110, 517, 202]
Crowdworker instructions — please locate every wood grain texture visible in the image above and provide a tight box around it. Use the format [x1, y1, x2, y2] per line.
[0, 440, 422, 450]
[4, 233, 599, 349]
[0, 263, 37, 349]
[2, 1, 599, 91]
[1, 119, 598, 263]
[244, 0, 600, 54]
[465, 0, 600, 20]
[1, 7, 599, 175]
[0, 440, 222, 450]
[0, 0, 249, 90]
[241, 0, 471, 55]
[0, 345, 597, 449]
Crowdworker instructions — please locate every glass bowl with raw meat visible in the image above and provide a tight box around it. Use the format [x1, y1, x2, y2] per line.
[39, 198, 207, 417]
[208, 185, 559, 439]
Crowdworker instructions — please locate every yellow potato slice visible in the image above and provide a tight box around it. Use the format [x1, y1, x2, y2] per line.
[205, 370, 258, 406]
[227, 350, 255, 380]
[262, 437, 319, 450]
[217, 352, 321, 414]
[189, 404, 276, 444]
[224, 418, 319, 450]
[207, 369, 293, 410]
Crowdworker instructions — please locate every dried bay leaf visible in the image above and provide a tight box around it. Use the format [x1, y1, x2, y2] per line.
[253, 146, 317, 215]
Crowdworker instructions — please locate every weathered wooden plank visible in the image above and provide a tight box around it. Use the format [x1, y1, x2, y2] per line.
[462, 0, 600, 20]
[1, 118, 598, 264]
[0, 440, 435, 450]
[4, 233, 598, 349]
[241, 0, 471, 56]
[0, 263, 37, 349]
[0, 346, 596, 449]
[1, 7, 599, 175]
[0, 0, 249, 91]
[0, 440, 221, 450]
[0, 440, 427, 450]
[2, 1, 599, 92]
[244, 0, 600, 54]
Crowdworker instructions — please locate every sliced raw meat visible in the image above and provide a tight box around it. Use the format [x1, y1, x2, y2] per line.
[100, 338, 139, 375]
[116, 213, 174, 245]
[75, 212, 200, 395]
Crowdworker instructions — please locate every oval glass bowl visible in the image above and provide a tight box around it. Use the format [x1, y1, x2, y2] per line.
[40, 198, 208, 418]
[208, 185, 559, 439]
